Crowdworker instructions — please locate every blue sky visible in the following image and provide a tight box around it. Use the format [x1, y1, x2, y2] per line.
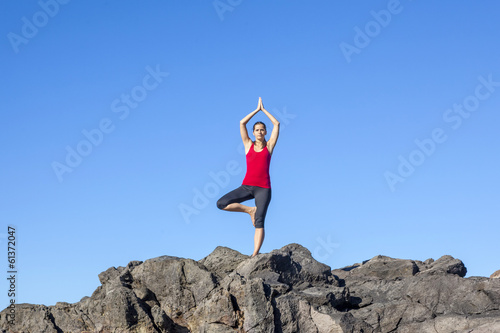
[1, 1, 499, 307]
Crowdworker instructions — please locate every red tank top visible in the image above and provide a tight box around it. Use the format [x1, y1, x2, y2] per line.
[242, 143, 271, 188]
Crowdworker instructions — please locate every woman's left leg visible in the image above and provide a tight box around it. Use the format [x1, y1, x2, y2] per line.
[252, 187, 272, 256]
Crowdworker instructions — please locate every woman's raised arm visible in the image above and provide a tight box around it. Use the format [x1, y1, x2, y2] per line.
[240, 99, 261, 148]
[259, 99, 280, 155]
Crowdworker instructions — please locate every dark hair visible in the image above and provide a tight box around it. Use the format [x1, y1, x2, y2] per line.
[253, 121, 267, 131]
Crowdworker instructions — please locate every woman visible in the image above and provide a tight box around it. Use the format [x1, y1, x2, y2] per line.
[216, 97, 280, 257]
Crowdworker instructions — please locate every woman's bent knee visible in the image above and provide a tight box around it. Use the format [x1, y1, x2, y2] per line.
[216, 200, 227, 210]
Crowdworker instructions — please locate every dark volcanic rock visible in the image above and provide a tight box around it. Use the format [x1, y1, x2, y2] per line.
[332, 254, 499, 332]
[332, 255, 419, 281]
[199, 246, 249, 280]
[234, 243, 338, 289]
[1, 244, 499, 332]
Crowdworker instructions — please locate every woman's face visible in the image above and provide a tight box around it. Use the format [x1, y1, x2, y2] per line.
[253, 124, 267, 139]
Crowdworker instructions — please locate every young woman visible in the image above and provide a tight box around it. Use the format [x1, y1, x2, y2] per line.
[216, 97, 280, 257]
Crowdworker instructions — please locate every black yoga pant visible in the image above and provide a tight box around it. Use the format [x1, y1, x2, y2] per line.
[216, 185, 271, 228]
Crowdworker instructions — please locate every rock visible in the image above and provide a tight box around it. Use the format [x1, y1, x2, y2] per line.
[234, 243, 338, 289]
[419, 254, 467, 277]
[241, 278, 275, 332]
[0, 304, 60, 333]
[339, 260, 499, 332]
[130, 255, 218, 326]
[1, 243, 499, 333]
[199, 246, 249, 280]
[491, 269, 500, 279]
[332, 255, 419, 281]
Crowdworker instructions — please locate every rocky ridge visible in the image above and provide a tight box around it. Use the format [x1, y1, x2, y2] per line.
[1, 243, 500, 332]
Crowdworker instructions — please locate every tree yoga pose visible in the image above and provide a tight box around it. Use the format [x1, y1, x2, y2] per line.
[217, 97, 280, 257]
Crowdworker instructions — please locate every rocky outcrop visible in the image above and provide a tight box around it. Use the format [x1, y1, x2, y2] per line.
[332, 255, 500, 332]
[1, 243, 500, 332]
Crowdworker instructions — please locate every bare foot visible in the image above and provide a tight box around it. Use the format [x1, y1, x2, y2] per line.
[248, 207, 256, 227]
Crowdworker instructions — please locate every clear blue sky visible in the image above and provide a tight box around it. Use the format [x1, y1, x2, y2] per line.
[1, 1, 499, 307]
